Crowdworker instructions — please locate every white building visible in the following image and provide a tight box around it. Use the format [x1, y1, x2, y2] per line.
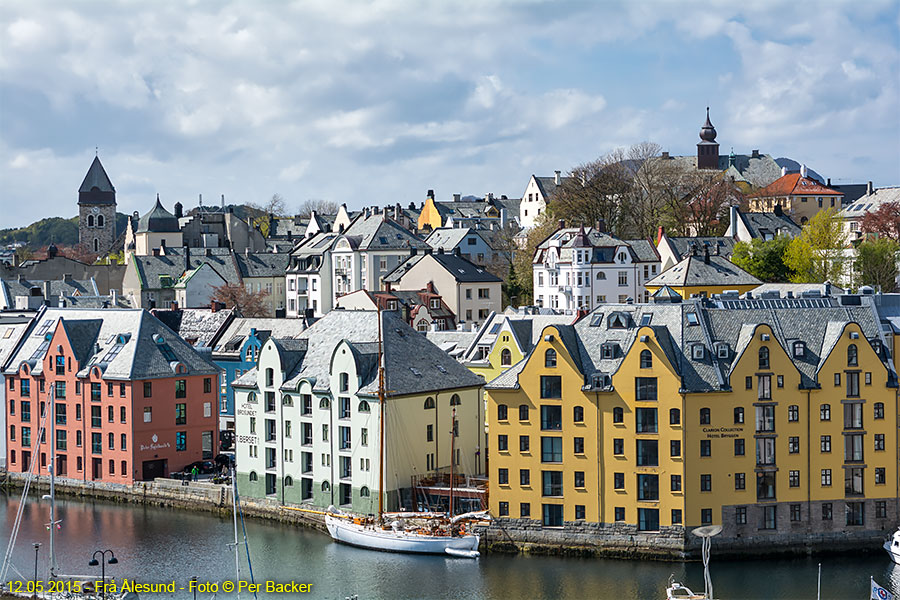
[532, 226, 660, 309]
[519, 172, 574, 229]
[840, 186, 900, 242]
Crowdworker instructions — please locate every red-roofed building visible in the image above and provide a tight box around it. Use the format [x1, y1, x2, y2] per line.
[749, 167, 843, 225]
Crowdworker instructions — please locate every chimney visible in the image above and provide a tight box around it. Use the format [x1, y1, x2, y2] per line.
[111, 289, 118, 306]
[595, 218, 606, 234]
[800, 164, 808, 178]
[703, 246, 710, 265]
[183, 245, 190, 270]
[63, 273, 73, 283]
[384, 282, 392, 292]
[43, 280, 52, 300]
[453, 247, 461, 256]
[751, 149, 760, 158]
[781, 166, 787, 177]
[826, 178, 831, 187]
[437, 247, 444, 254]
[453, 193, 461, 202]
[824, 281, 832, 296]
[867, 181, 873, 195]
[427, 189, 435, 200]
[554, 170, 561, 185]
[661, 151, 669, 159]
[395, 202, 402, 220]
[152, 248, 160, 257]
[657, 226, 665, 244]
[210, 300, 218, 313]
[410, 247, 418, 257]
[171, 300, 179, 311]
[424, 247, 432, 255]
[558, 219, 566, 230]
[174, 202, 183, 219]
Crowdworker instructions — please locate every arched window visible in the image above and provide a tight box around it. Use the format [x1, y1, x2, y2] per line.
[613, 406, 624, 423]
[450, 394, 461, 406]
[319, 398, 330, 409]
[249, 471, 258, 482]
[518, 405, 529, 421]
[700, 408, 711, 425]
[284, 476, 294, 487]
[321, 481, 330, 492]
[266, 368, 274, 386]
[758, 347, 769, 369]
[247, 392, 257, 403]
[500, 348, 512, 366]
[874, 402, 885, 419]
[734, 407, 744, 424]
[847, 344, 858, 367]
[87, 215, 94, 227]
[424, 397, 435, 409]
[360, 486, 370, 498]
[358, 400, 371, 413]
[640, 350, 652, 369]
[97, 215, 104, 227]
[545, 349, 557, 368]
[670, 408, 681, 425]
[93, 238, 99, 252]
[597, 272, 606, 280]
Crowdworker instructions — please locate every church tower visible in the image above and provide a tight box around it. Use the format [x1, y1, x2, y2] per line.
[78, 155, 117, 255]
[697, 107, 720, 170]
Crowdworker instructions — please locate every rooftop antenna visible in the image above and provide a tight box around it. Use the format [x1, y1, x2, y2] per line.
[95, 146, 98, 157]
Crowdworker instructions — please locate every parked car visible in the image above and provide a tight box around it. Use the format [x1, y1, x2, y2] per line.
[175, 460, 217, 478]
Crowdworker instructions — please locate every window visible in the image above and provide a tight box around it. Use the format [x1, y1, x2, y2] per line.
[203, 378, 212, 394]
[700, 474, 712, 492]
[669, 408, 680, 425]
[788, 436, 799, 454]
[736, 507, 747, 525]
[820, 404, 831, 421]
[613, 438, 624, 455]
[573, 437, 584, 454]
[790, 504, 801, 522]
[498, 502, 509, 517]
[540, 406, 562, 430]
[875, 468, 886, 485]
[518, 404, 529, 421]
[758, 375, 771, 400]
[612, 406, 624, 423]
[614, 507, 625, 522]
[671, 474, 682, 492]
[500, 348, 512, 366]
[635, 377, 657, 401]
[822, 503, 832, 521]
[637, 474, 659, 501]
[640, 350, 652, 369]
[542, 504, 563, 527]
[91, 406, 101, 428]
[497, 404, 507, 420]
[845, 467, 864, 496]
[175, 403, 186, 425]
[875, 434, 885, 451]
[573, 406, 584, 423]
[735, 472, 746, 490]
[670, 440, 681, 457]
[821, 435, 831, 453]
[574, 471, 585, 489]
[519, 435, 529, 452]
[846, 502, 865, 526]
[542, 471, 563, 496]
[614, 472, 625, 490]
[91, 383, 101, 402]
[874, 402, 884, 419]
[844, 402, 863, 429]
[636, 439, 658, 466]
[758, 346, 769, 369]
[745, 376, 752, 390]
[174, 379, 186, 399]
[847, 344, 858, 366]
[821, 469, 832, 486]
[734, 438, 745, 456]
[520, 503, 531, 518]
[734, 407, 744, 424]
[107, 405, 114, 423]
[834, 372, 841, 386]
[699, 408, 710, 425]
[757, 472, 775, 500]
[793, 341, 806, 357]
[540, 437, 562, 463]
[638, 508, 659, 532]
[876, 501, 887, 519]
[120, 406, 126, 423]
[635, 408, 657, 433]
[497, 468, 508, 485]
[544, 349, 557, 368]
[700, 440, 711, 457]
[788, 405, 799, 422]
[866, 372, 872, 385]
[143, 407, 151, 423]
[701, 509, 712, 525]
[175, 431, 186, 451]
[760, 505, 777, 530]
[788, 470, 800, 487]
[121, 433, 127, 451]
[540, 376, 561, 398]
[497, 435, 508, 452]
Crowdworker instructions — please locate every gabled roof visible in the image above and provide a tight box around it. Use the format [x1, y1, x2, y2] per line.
[131, 247, 240, 290]
[341, 213, 428, 251]
[384, 252, 502, 284]
[753, 173, 842, 198]
[737, 210, 801, 239]
[212, 317, 309, 357]
[235, 252, 290, 278]
[78, 156, 115, 195]
[151, 307, 235, 348]
[533, 175, 576, 199]
[646, 253, 761, 288]
[664, 236, 736, 261]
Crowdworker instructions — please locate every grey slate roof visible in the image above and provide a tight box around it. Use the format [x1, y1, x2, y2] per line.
[624, 239, 661, 262]
[342, 213, 429, 250]
[137, 197, 181, 233]
[132, 247, 239, 290]
[1, 277, 99, 306]
[151, 307, 235, 348]
[384, 253, 502, 285]
[235, 252, 290, 278]
[664, 237, 736, 261]
[3, 307, 220, 379]
[78, 156, 115, 195]
[212, 317, 309, 357]
[646, 254, 761, 288]
[737, 211, 801, 239]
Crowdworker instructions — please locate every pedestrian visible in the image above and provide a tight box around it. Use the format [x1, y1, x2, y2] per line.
[191, 465, 199, 482]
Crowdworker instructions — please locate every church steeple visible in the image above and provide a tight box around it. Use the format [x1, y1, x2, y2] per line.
[77, 155, 117, 256]
[78, 155, 116, 205]
[697, 107, 720, 169]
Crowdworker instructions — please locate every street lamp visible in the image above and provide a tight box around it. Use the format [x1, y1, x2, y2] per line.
[88, 549, 118, 600]
[32, 543, 41, 597]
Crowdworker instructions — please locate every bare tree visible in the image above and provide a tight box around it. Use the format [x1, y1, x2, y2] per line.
[211, 282, 270, 317]
[297, 199, 340, 218]
[666, 171, 743, 237]
[550, 148, 632, 236]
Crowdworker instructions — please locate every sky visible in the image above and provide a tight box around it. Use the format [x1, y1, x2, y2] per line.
[1, 0, 898, 228]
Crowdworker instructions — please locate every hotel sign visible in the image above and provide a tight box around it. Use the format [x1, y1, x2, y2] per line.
[702, 426, 743, 439]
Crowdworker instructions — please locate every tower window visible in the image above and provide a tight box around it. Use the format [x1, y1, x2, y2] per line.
[93, 238, 99, 252]
[97, 215, 104, 227]
[87, 215, 94, 227]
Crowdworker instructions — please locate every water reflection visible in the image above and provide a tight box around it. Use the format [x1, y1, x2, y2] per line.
[0, 492, 895, 599]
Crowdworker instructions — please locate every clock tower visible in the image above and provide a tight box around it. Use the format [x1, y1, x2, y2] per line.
[78, 155, 117, 256]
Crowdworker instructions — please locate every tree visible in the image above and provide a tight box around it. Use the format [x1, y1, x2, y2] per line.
[512, 215, 558, 305]
[731, 237, 795, 283]
[211, 282, 270, 317]
[247, 194, 289, 237]
[860, 202, 900, 241]
[784, 208, 848, 283]
[549, 148, 632, 237]
[664, 170, 743, 237]
[854, 238, 899, 292]
[297, 199, 340, 218]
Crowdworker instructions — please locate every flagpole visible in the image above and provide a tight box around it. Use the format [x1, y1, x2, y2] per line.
[816, 563, 820, 600]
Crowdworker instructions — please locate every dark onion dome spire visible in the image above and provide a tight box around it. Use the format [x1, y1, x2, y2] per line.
[699, 107, 717, 142]
[137, 194, 181, 233]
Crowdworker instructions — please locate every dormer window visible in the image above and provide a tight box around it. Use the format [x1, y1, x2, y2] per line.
[686, 312, 699, 326]
[716, 343, 730, 359]
[793, 341, 806, 358]
[692, 344, 705, 360]
[601, 343, 617, 359]
[387, 300, 398, 311]
[430, 299, 440, 309]
[871, 339, 882, 354]
[608, 312, 628, 329]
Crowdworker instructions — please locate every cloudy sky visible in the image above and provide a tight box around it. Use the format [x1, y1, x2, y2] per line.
[2, 0, 898, 228]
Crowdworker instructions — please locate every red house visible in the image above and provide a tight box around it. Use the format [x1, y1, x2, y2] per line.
[3, 307, 219, 483]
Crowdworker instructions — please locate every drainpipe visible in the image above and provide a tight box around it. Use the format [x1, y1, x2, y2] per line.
[806, 389, 811, 537]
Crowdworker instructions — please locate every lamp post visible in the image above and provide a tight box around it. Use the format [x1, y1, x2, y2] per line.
[32, 543, 40, 598]
[88, 549, 118, 600]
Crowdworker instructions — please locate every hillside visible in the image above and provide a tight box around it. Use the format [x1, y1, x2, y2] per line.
[0, 213, 129, 249]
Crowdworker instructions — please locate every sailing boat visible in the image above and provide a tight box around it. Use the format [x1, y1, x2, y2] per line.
[323, 309, 487, 557]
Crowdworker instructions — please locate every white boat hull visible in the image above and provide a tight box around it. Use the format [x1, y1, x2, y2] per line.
[885, 528, 900, 564]
[325, 515, 480, 556]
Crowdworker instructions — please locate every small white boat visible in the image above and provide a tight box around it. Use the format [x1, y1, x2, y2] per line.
[665, 580, 705, 599]
[325, 513, 480, 556]
[884, 528, 900, 563]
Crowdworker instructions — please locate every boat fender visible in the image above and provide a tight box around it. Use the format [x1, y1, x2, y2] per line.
[391, 520, 403, 531]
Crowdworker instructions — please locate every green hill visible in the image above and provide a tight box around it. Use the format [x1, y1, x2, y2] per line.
[0, 213, 129, 249]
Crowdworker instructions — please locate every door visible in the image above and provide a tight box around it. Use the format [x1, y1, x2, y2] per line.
[202, 431, 213, 459]
[265, 473, 276, 496]
[141, 458, 167, 481]
[92, 458, 102, 480]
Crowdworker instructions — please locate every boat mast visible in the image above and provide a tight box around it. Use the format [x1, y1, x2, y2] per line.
[377, 306, 385, 522]
[449, 407, 455, 519]
[48, 386, 57, 578]
[231, 466, 241, 600]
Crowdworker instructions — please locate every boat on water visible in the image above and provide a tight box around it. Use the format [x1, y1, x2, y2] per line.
[664, 525, 722, 600]
[665, 578, 706, 600]
[885, 528, 900, 564]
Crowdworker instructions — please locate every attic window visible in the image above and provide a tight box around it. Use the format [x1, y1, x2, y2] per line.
[600, 343, 617, 359]
[608, 312, 627, 329]
[686, 312, 699, 326]
[409, 367, 422, 377]
[716, 343, 730, 359]
[849, 331, 859, 340]
[793, 341, 806, 357]
[159, 344, 177, 362]
[761, 333, 770, 341]
[871, 339, 882, 354]
[489, 324, 501, 335]
[435, 364, 447, 374]
[640, 314, 652, 326]
[379, 237, 388, 244]
[692, 344, 705, 360]
[34, 319, 54, 337]
[589, 314, 604, 327]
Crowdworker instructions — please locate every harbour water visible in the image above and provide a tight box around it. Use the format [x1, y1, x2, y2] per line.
[1, 492, 897, 599]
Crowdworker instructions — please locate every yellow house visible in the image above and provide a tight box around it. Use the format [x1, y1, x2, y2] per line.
[644, 247, 760, 299]
[484, 294, 898, 556]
